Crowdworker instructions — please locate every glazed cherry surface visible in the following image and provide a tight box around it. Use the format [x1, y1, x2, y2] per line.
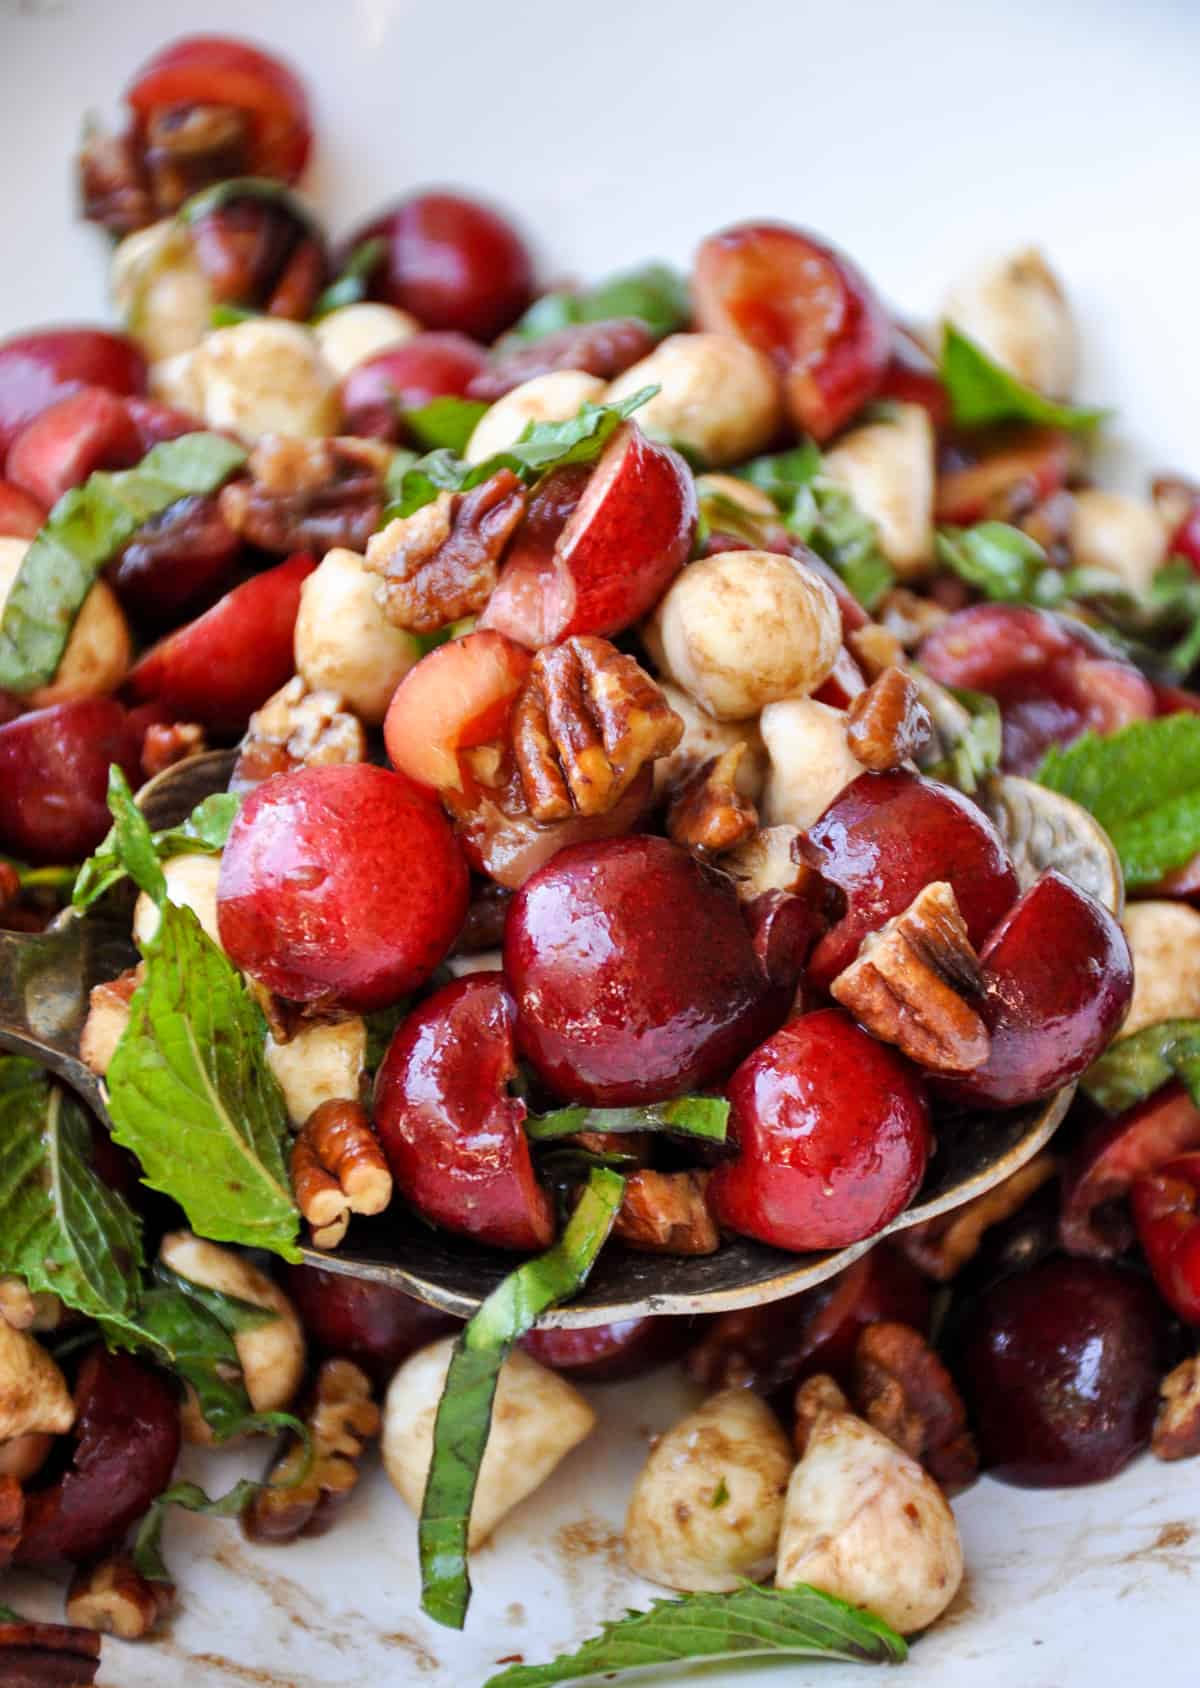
[347, 191, 534, 341]
[953, 1257, 1169, 1487]
[217, 763, 468, 1012]
[803, 769, 1020, 992]
[935, 870, 1133, 1111]
[0, 329, 146, 465]
[707, 1008, 932, 1253]
[374, 972, 554, 1251]
[108, 493, 241, 626]
[522, 1316, 696, 1383]
[0, 699, 143, 863]
[692, 221, 890, 440]
[6, 388, 143, 509]
[505, 835, 779, 1106]
[1060, 1082, 1200, 1259]
[338, 333, 490, 440]
[282, 1264, 458, 1384]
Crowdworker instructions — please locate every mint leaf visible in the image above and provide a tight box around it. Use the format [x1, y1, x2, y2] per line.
[131, 1283, 257, 1436]
[512, 264, 689, 343]
[106, 900, 300, 1259]
[0, 432, 248, 693]
[402, 396, 490, 454]
[420, 1167, 626, 1630]
[940, 323, 1108, 433]
[1081, 1020, 1200, 1115]
[73, 775, 239, 913]
[1035, 716, 1200, 888]
[0, 1056, 144, 1331]
[311, 236, 388, 319]
[131, 1456, 314, 1585]
[483, 1583, 907, 1686]
[525, 1096, 729, 1143]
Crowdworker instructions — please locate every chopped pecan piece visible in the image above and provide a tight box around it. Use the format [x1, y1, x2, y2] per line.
[77, 126, 154, 236]
[80, 966, 144, 1080]
[830, 881, 989, 1074]
[243, 1358, 381, 1543]
[845, 667, 933, 771]
[897, 1152, 1057, 1281]
[231, 677, 365, 794]
[0, 1618, 100, 1685]
[66, 1554, 174, 1640]
[667, 745, 758, 855]
[513, 637, 683, 821]
[1152, 1356, 1200, 1462]
[141, 721, 206, 780]
[364, 472, 527, 633]
[793, 1374, 850, 1456]
[468, 318, 657, 403]
[143, 104, 253, 216]
[220, 436, 390, 556]
[0, 1475, 23, 1569]
[291, 1100, 393, 1249]
[612, 1170, 719, 1256]
[852, 1321, 978, 1495]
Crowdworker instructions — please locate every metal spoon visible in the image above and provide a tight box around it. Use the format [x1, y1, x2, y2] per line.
[0, 751, 1118, 1329]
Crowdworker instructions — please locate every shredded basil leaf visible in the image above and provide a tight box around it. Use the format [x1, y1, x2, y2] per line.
[525, 1096, 729, 1143]
[402, 396, 490, 454]
[511, 263, 689, 343]
[1082, 1020, 1200, 1115]
[940, 322, 1108, 433]
[73, 773, 239, 912]
[311, 236, 388, 319]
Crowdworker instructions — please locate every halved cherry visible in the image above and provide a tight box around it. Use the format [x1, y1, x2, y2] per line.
[339, 332, 489, 441]
[0, 699, 143, 863]
[1060, 1082, 1200, 1259]
[0, 480, 45, 538]
[0, 328, 146, 465]
[383, 628, 532, 792]
[6, 388, 142, 509]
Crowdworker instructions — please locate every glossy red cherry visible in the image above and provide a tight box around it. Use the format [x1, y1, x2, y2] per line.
[1060, 1083, 1200, 1259]
[7, 388, 143, 509]
[0, 480, 46, 537]
[16, 1347, 180, 1564]
[282, 1264, 458, 1385]
[692, 222, 890, 440]
[877, 326, 950, 427]
[374, 972, 553, 1251]
[384, 628, 531, 792]
[935, 871, 1133, 1111]
[346, 191, 534, 341]
[803, 769, 1020, 992]
[218, 763, 467, 1012]
[339, 333, 489, 440]
[505, 835, 779, 1106]
[522, 1316, 697, 1383]
[920, 604, 1155, 774]
[0, 329, 146, 465]
[0, 699, 143, 863]
[108, 493, 241, 626]
[953, 1257, 1169, 1487]
[707, 1008, 931, 1253]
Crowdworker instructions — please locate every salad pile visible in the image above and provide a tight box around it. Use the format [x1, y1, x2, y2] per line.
[1, 30, 1200, 1686]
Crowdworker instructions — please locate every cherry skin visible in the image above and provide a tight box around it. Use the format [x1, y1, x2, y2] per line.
[468, 319, 657, 403]
[952, 1256, 1169, 1487]
[338, 332, 489, 441]
[0, 698, 143, 863]
[0, 328, 146, 465]
[217, 763, 468, 1012]
[935, 870, 1133, 1111]
[6, 388, 143, 508]
[522, 1316, 697, 1383]
[1060, 1082, 1200, 1259]
[504, 835, 779, 1106]
[108, 493, 241, 627]
[0, 480, 46, 538]
[374, 972, 554, 1252]
[282, 1264, 458, 1386]
[347, 191, 534, 341]
[803, 769, 1020, 992]
[707, 1008, 932, 1253]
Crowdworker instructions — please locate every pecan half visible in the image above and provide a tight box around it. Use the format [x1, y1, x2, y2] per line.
[77, 127, 154, 236]
[0, 1619, 99, 1685]
[897, 1153, 1057, 1281]
[220, 436, 390, 556]
[831, 881, 989, 1074]
[231, 677, 365, 795]
[844, 667, 933, 771]
[66, 1554, 174, 1640]
[243, 1358, 381, 1543]
[513, 637, 683, 821]
[291, 1100, 393, 1249]
[667, 744, 759, 855]
[1152, 1357, 1200, 1462]
[468, 318, 657, 403]
[80, 966, 144, 1081]
[141, 721, 206, 780]
[612, 1170, 719, 1256]
[142, 104, 252, 216]
[852, 1321, 978, 1495]
[364, 472, 527, 633]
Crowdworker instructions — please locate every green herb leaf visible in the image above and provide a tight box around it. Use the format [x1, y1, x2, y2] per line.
[210, 302, 261, 328]
[915, 682, 1003, 795]
[133, 1476, 266, 1584]
[420, 1167, 626, 1630]
[483, 1582, 908, 1686]
[0, 432, 248, 693]
[512, 264, 689, 343]
[0, 1603, 22, 1623]
[736, 441, 823, 507]
[73, 777, 239, 913]
[130, 1283, 256, 1437]
[936, 522, 1049, 602]
[0, 1056, 144, 1331]
[1035, 716, 1200, 888]
[402, 396, 490, 454]
[1081, 1020, 1200, 1114]
[710, 1477, 730, 1508]
[525, 1096, 729, 1143]
[940, 322, 1108, 433]
[311, 236, 388, 319]
[106, 899, 300, 1259]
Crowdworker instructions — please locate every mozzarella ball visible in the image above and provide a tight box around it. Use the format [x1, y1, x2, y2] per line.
[190, 321, 341, 440]
[776, 1398, 963, 1635]
[760, 698, 866, 830]
[943, 247, 1078, 398]
[150, 346, 206, 414]
[1069, 491, 1168, 595]
[265, 1017, 368, 1127]
[625, 1390, 793, 1593]
[132, 853, 222, 951]
[295, 546, 421, 724]
[0, 539, 131, 705]
[465, 370, 606, 465]
[606, 333, 782, 468]
[651, 551, 841, 721]
[822, 403, 934, 580]
[110, 219, 213, 363]
[652, 681, 767, 801]
[312, 303, 420, 379]
[1122, 900, 1200, 1036]
[383, 1338, 595, 1547]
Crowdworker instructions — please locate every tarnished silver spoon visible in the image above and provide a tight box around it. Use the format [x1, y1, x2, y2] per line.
[0, 748, 1118, 1329]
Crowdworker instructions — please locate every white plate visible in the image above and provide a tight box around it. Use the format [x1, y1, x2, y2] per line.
[2, 1, 1199, 1683]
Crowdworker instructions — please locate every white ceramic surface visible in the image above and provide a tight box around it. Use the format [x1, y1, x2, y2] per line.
[2, 1, 1199, 1683]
